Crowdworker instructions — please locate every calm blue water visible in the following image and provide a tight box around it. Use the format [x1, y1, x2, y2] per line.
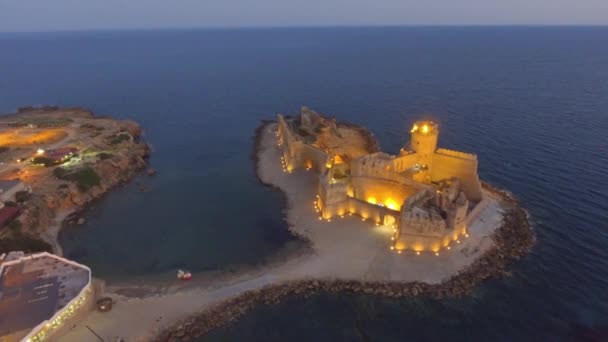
[1, 27, 607, 341]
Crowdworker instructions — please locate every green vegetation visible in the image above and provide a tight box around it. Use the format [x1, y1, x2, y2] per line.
[31, 156, 58, 167]
[7, 220, 22, 232]
[81, 123, 105, 131]
[10, 117, 73, 127]
[54, 166, 101, 192]
[0, 236, 52, 255]
[107, 132, 131, 145]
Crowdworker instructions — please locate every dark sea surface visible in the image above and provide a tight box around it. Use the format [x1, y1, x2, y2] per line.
[1, 27, 607, 341]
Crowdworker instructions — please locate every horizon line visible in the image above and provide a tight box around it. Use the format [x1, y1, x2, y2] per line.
[1, 23, 608, 35]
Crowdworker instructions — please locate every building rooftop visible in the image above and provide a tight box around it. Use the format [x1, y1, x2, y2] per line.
[45, 147, 77, 160]
[0, 206, 21, 229]
[0, 252, 90, 338]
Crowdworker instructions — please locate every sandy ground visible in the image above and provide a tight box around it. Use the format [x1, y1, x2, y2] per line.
[59, 123, 505, 342]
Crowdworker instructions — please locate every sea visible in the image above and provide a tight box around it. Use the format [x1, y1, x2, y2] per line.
[0, 26, 607, 341]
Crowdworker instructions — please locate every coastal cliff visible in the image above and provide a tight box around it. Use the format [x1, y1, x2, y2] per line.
[0, 106, 150, 254]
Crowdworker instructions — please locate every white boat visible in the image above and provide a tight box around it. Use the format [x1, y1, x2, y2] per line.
[177, 269, 192, 280]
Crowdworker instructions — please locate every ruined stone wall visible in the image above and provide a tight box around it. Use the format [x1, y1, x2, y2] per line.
[431, 150, 482, 201]
[465, 195, 490, 226]
[297, 144, 329, 173]
[277, 114, 329, 173]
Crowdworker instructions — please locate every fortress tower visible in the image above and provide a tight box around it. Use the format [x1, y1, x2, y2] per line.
[409, 121, 439, 182]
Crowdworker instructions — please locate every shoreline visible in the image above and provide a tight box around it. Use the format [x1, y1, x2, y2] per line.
[153, 121, 535, 341]
[0, 106, 151, 258]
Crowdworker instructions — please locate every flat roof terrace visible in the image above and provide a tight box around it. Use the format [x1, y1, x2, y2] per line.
[0, 253, 90, 338]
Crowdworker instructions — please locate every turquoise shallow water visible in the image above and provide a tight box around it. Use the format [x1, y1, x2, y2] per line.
[1, 27, 607, 341]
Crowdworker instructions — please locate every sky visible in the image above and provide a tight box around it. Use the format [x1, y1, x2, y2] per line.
[1, 0, 607, 32]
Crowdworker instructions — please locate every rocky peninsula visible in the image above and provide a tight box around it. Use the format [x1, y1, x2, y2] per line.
[0, 106, 150, 255]
[58, 111, 533, 342]
[154, 113, 534, 341]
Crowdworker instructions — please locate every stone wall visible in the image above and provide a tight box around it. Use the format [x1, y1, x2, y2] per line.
[277, 114, 329, 173]
[431, 150, 483, 201]
[320, 195, 399, 224]
[350, 177, 418, 210]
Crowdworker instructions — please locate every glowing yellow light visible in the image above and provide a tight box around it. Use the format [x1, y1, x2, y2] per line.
[390, 246, 394, 250]
[435, 252, 439, 256]
[422, 124, 429, 134]
[367, 197, 377, 205]
[410, 124, 418, 133]
[391, 237, 394, 240]
[447, 246, 451, 250]
[416, 252, 420, 255]
[398, 250, 402, 254]
[385, 198, 400, 210]
[36, 148, 45, 155]
[456, 240, 460, 244]
[465, 234, 469, 238]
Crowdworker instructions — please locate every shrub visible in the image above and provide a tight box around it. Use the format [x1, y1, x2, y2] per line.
[31, 156, 57, 167]
[107, 133, 131, 145]
[15, 191, 30, 203]
[54, 167, 101, 192]
[7, 220, 22, 232]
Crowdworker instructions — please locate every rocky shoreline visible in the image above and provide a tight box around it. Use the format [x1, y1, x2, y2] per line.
[155, 121, 535, 342]
[0, 106, 151, 255]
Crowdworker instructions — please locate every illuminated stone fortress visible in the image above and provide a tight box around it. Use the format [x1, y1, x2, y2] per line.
[276, 108, 484, 254]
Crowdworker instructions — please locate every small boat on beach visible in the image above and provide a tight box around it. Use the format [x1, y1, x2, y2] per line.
[177, 269, 192, 280]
